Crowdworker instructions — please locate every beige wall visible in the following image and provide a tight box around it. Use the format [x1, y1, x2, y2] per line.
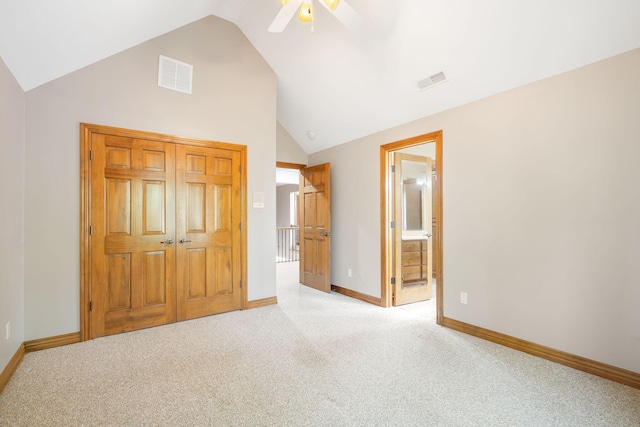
[0, 57, 26, 370]
[276, 184, 298, 227]
[276, 122, 308, 165]
[23, 16, 277, 340]
[310, 48, 640, 373]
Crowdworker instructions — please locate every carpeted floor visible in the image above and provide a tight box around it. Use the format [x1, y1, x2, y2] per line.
[0, 262, 639, 426]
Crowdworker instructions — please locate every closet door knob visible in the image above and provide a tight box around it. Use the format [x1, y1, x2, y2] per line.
[179, 239, 192, 244]
[161, 239, 174, 245]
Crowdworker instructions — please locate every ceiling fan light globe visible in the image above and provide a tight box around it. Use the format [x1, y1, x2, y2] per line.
[280, 0, 289, 5]
[298, 3, 313, 22]
[324, 0, 340, 10]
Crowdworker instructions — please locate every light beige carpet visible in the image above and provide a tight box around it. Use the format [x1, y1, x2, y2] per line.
[1, 262, 639, 426]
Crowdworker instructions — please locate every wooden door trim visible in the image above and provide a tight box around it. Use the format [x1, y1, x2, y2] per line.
[240, 146, 248, 310]
[80, 125, 91, 341]
[276, 161, 306, 170]
[80, 123, 248, 340]
[380, 131, 443, 324]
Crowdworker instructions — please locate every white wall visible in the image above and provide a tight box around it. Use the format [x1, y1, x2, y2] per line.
[310, 48, 640, 373]
[24, 16, 277, 340]
[0, 57, 25, 370]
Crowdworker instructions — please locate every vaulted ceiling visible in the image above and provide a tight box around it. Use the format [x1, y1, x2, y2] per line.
[2, 0, 640, 153]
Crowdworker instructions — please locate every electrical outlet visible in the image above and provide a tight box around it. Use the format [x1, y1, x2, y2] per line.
[348, 268, 352, 277]
[460, 292, 468, 305]
[5, 322, 9, 340]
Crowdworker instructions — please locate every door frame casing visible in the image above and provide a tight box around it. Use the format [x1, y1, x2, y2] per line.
[380, 130, 443, 324]
[80, 123, 248, 341]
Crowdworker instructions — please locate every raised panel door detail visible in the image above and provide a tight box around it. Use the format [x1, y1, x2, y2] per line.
[172, 144, 242, 321]
[107, 253, 131, 311]
[214, 184, 231, 232]
[187, 248, 206, 299]
[105, 146, 131, 169]
[143, 251, 166, 306]
[303, 236, 316, 275]
[91, 131, 177, 338]
[316, 191, 327, 229]
[213, 157, 232, 176]
[213, 247, 233, 295]
[143, 181, 166, 235]
[303, 190, 317, 277]
[187, 183, 206, 233]
[304, 193, 315, 228]
[302, 170, 317, 187]
[315, 238, 326, 278]
[143, 150, 166, 171]
[106, 178, 131, 235]
[186, 154, 206, 174]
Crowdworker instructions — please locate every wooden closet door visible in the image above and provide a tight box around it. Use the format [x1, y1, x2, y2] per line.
[175, 144, 242, 320]
[90, 135, 176, 338]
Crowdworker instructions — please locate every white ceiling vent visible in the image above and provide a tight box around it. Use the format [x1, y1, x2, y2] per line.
[158, 55, 193, 94]
[417, 71, 448, 91]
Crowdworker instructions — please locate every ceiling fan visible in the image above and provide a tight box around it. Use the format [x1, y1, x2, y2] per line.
[268, 0, 362, 33]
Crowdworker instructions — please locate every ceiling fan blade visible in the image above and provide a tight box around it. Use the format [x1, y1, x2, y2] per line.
[268, 0, 303, 33]
[318, 0, 363, 31]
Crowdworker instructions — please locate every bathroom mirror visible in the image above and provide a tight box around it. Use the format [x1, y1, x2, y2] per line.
[402, 160, 427, 231]
[399, 156, 432, 237]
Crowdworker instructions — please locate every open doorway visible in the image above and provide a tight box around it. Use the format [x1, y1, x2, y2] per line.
[275, 162, 305, 288]
[380, 131, 443, 324]
[275, 161, 332, 293]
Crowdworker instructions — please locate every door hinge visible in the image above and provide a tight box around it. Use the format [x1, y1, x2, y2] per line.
[89, 150, 93, 160]
[390, 221, 396, 229]
[390, 165, 395, 173]
[89, 301, 93, 311]
[89, 225, 93, 236]
[240, 165, 243, 173]
[391, 277, 396, 285]
[240, 222, 243, 231]
[239, 280, 243, 289]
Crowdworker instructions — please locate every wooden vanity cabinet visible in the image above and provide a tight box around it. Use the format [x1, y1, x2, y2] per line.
[401, 239, 428, 285]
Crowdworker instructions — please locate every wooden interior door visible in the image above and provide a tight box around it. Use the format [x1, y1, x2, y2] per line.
[299, 163, 331, 292]
[393, 153, 433, 306]
[83, 124, 247, 340]
[90, 134, 177, 338]
[175, 144, 242, 320]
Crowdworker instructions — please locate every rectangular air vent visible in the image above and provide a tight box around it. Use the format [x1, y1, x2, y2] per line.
[158, 55, 193, 94]
[417, 71, 447, 90]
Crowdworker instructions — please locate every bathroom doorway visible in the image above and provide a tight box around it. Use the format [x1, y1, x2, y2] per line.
[380, 131, 443, 323]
